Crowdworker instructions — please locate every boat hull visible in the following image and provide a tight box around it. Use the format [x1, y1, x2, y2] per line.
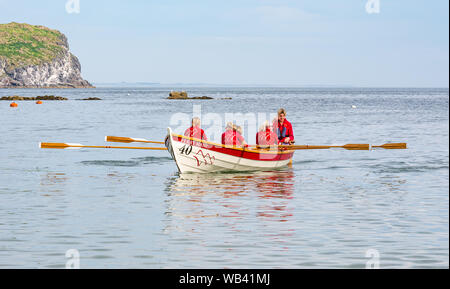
[165, 128, 294, 173]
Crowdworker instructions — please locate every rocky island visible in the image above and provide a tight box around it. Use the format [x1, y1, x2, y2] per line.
[0, 95, 68, 101]
[168, 91, 213, 100]
[0, 22, 93, 88]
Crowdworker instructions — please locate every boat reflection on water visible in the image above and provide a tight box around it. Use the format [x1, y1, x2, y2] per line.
[168, 170, 295, 196]
[164, 169, 296, 230]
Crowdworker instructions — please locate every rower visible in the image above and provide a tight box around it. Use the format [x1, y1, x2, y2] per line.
[184, 117, 207, 145]
[273, 108, 295, 145]
[222, 122, 247, 147]
[256, 121, 278, 146]
[235, 125, 248, 147]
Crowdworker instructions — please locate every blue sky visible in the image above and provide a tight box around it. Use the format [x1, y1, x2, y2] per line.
[0, 0, 448, 86]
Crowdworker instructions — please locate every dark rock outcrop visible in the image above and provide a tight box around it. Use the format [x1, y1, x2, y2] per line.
[0, 95, 68, 101]
[77, 97, 102, 100]
[167, 91, 213, 100]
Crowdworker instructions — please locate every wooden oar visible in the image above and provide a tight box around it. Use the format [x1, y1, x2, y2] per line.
[286, 144, 371, 150]
[255, 143, 407, 150]
[252, 144, 370, 150]
[105, 136, 164, 145]
[40, 142, 167, 150]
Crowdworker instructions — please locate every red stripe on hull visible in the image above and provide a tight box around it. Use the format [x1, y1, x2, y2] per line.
[173, 136, 294, 162]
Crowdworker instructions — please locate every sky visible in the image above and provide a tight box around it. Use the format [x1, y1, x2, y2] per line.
[0, 0, 448, 87]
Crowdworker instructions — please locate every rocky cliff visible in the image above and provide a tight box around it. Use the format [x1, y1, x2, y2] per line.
[0, 22, 93, 88]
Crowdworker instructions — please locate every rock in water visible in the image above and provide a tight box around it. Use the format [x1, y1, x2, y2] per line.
[167, 91, 213, 100]
[0, 95, 68, 101]
[190, 96, 213, 99]
[168, 91, 189, 99]
[0, 22, 93, 88]
[78, 97, 102, 101]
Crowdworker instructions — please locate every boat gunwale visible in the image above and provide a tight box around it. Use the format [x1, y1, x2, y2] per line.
[170, 132, 295, 155]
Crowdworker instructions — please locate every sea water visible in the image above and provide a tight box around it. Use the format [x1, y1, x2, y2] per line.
[0, 87, 448, 268]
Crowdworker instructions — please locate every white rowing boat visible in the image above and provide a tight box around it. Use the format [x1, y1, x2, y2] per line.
[165, 127, 294, 173]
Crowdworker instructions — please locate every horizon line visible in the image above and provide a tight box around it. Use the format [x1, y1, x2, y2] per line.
[91, 82, 450, 89]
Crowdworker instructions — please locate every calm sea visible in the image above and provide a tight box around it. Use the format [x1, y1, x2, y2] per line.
[0, 87, 448, 268]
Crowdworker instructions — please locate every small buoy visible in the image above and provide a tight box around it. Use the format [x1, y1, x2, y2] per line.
[10, 102, 18, 107]
[351, 105, 357, 109]
[36, 100, 43, 104]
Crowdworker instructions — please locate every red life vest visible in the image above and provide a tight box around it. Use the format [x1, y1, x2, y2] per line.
[222, 130, 244, 146]
[256, 129, 278, 145]
[183, 126, 207, 145]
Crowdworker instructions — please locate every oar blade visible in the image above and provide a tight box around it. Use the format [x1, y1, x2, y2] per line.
[40, 142, 82, 149]
[105, 136, 165, 144]
[379, 143, 407, 149]
[105, 136, 134, 143]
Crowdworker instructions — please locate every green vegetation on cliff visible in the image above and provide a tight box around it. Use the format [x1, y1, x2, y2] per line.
[0, 22, 66, 69]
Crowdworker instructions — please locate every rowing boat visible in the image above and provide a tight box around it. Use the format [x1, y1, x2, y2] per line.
[165, 127, 294, 173]
[39, 130, 407, 173]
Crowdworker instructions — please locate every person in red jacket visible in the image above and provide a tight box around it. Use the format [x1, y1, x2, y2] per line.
[184, 117, 207, 145]
[256, 121, 278, 146]
[273, 108, 295, 145]
[235, 125, 248, 147]
[222, 122, 246, 147]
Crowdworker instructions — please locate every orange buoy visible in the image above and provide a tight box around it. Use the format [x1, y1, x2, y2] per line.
[36, 100, 43, 104]
[10, 102, 18, 108]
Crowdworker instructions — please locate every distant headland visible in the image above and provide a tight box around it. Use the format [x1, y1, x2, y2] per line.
[0, 22, 93, 88]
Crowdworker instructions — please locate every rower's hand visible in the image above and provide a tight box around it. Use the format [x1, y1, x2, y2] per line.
[289, 140, 295, 145]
